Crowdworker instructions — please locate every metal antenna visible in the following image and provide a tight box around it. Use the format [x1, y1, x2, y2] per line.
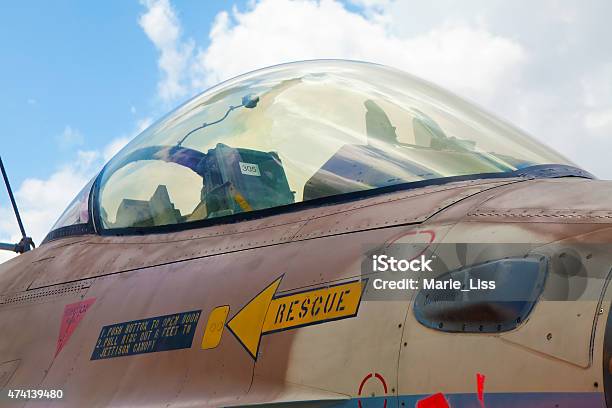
[0, 156, 34, 253]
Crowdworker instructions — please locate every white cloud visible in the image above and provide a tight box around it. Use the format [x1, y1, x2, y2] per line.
[377, 0, 612, 177]
[0, 250, 17, 265]
[102, 117, 153, 162]
[138, 0, 525, 108]
[182, 0, 612, 178]
[192, 0, 525, 105]
[139, 0, 195, 102]
[582, 63, 612, 108]
[0, 207, 21, 264]
[0, 150, 100, 264]
[348, 0, 391, 8]
[0, 118, 150, 264]
[136, 117, 153, 133]
[585, 109, 612, 132]
[103, 138, 130, 162]
[135, 0, 612, 179]
[135, 0, 612, 178]
[581, 63, 612, 136]
[56, 125, 84, 149]
[15, 151, 99, 239]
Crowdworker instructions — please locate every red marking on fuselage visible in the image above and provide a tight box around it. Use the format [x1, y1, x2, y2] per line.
[358, 373, 373, 396]
[386, 229, 436, 247]
[385, 229, 436, 261]
[374, 372, 388, 393]
[416, 393, 450, 408]
[477, 372, 486, 407]
[55, 298, 96, 357]
[358, 372, 388, 408]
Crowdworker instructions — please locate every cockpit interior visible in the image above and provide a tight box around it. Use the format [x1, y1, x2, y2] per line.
[46, 61, 573, 240]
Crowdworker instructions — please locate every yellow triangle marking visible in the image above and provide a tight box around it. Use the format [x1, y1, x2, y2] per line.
[226, 276, 282, 359]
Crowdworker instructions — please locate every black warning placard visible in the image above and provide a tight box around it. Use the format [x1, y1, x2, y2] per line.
[91, 310, 201, 360]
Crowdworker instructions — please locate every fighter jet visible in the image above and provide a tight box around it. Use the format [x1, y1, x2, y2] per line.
[1, 60, 611, 407]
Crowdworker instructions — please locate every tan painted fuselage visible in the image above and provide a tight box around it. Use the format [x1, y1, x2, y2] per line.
[1, 176, 612, 407]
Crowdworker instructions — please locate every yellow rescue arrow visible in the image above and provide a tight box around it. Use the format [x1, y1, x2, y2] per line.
[226, 276, 364, 360]
[226, 277, 282, 359]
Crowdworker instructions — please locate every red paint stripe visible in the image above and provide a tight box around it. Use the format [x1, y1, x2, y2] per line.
[477, 372, 486, 407]
[374, 373, 388, 394]
[358, 373, 373, 395]
[417, 393, 450, 408]
[358, 373, 388, 408]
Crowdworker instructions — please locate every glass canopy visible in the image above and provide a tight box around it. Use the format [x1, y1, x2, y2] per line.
[51, 60, 574, 234]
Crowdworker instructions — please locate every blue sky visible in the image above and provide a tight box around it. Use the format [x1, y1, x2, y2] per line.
[0, 1, 241, 188]
[1, 0, 611, 259]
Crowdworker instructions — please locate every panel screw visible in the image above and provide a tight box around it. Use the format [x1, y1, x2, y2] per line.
[546, 333, 552, 341]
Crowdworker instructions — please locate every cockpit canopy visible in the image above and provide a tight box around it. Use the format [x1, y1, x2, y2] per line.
[48, 60, 574, 238]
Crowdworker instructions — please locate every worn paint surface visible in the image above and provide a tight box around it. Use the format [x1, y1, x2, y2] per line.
[0, 178, 611, 406]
